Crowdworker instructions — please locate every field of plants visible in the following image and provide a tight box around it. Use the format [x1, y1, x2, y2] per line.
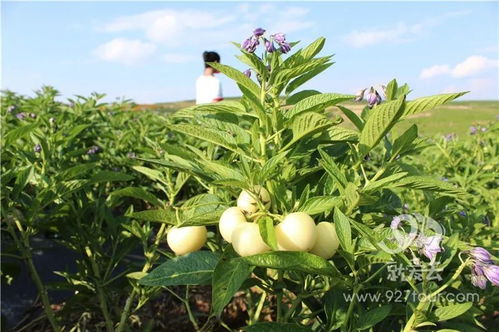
[1, 29, 498, 332]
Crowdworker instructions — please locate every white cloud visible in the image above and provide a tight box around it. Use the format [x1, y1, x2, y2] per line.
[163, 53, 198, 64]
[420, 55, 499, 79]
[420, 65, 451, 79]
[93, 38, 156, 65]
[452, 55, 499, 78]
[343, 10, 470, 48]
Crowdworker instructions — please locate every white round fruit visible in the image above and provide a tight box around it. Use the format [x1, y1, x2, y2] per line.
[237, 186, 271, 214]
[275, 212, 317, 252]
[231, 222, 270, 257]
[309, 222, 340, 259]
[219, 207, 247, 243]
[166, 226, 207, 256]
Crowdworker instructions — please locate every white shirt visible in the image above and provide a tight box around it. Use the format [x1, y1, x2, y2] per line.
[195, 75, 223, 104]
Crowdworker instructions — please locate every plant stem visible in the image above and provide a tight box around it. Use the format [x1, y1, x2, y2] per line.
[402, 260, 469, 332]
[342, 285, 360, 332]
[6, 220, 61, 332]
[253, 291, 267, 323]
[116, 223, 168, 332]
[85, 246, 114, 332]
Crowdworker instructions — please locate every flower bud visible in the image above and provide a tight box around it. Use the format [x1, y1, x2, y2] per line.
[16, 112, 26, 120]
[366, 87, 382, 107]
[29, 113, 37, 119]
[483, 264, 499, 286]
[272, 33, 286, 44]
[243, 69, 251, 78]
[7, 105, 16, 113]
[417, 235, 442, 261]
[471, 265, 487, 289]
[242, 37, 259, 53]
[264, 39, 275, 53]
[470, 247, 493, 264]
[280, 42, 291, 54]
[470, 126, 477, 135]
[253, 28, 265, 37]
[34, 144, 42, 153]
[354, 88, 366, 102]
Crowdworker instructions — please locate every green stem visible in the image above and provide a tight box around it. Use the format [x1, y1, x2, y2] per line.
[283, 294, 302, 322]
[342, 285, 360, 332]
[402, 260, 469, 332]
[253, 291, 267, 323]
[116, 223, 168, 332]
[6, 220, 61, 332]
[86, 246, 114, 332]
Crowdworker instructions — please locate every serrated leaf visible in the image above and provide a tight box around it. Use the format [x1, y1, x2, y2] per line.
[359, 97, 405, 155]
[168, 124, 239, 153]
[334, 209, 352, 253]
[4, 123, 38, 146]
[286, 63, 332, 94]
[212, 257, 253, 316]
[356, 304, 392, 330]
[285, 93, 355, 120]
[385, 79, 398, 101]
[390, 176, 463, 194]
[285, 112, 332, 149]
[139, 251, 219, 286]
[337, 105, 364, 130]
[239, 251, 338, 276]
[391, 124, 418, 157]
[325, 126, 359, 142]
[434, 302, 472, 321]
[258, 217, 278, 250]
[286, 90, 321, 105]
[109, 187, 163, 207]
[404, 92, 468, 116]
[298, 196, 341, 215]
[319, 148, 348, 190]
[132, 166, 166, 184]
[363, 172, 408, 193]
[209, 62, 261, 99]
[128, 209, 176, 224]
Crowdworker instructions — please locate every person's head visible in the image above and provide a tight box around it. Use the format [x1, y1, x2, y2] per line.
[203, 51, 220, 69]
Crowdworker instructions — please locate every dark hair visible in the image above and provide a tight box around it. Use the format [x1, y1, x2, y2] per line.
[203, 51, 220, 68]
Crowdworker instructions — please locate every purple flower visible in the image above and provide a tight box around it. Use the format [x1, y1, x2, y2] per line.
[470, 126, 478, 135]
[242, 37, 259, 53]
[34, 144, 42, 153]
[264, 39, 276, 53]
[243, 69, 251, 78]
[29, 113, 37, 119]
[418, 235, 442, 261]
[253, 28, 265, 37]
[280, 42, 291, 54]
[354, 88, 366, 102]
[483, 264, 499, 286]
[459, 211, 467, 217]
[16, 112, 26, 120]
[7, 105, 16, 113]
[367, 87, 382, 108]
[471, 265, 487, 289]
[443, 133, 456, 142]
[390, 216, 402, 229]
[470, 247, 493, 264]
[272, 33, 286, 44]
[87, 146, 100, 155]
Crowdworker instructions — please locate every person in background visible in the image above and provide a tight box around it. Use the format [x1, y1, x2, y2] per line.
[195, 51, 223, 104]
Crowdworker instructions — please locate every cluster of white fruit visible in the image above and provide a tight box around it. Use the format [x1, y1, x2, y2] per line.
[167, 186, 340, 259]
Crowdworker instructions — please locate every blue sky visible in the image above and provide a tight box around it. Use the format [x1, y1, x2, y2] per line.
[2, 1, 498, 103]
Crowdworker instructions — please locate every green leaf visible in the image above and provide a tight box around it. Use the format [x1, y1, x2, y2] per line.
[239, 251, 338, 276]
[334, 209, 352, 253]
[12, 166, 33, 198]
[242, 323, 311, 332]
[285, 63, 332, 94]
[139, 251, 219, 286]
[286, 90, 321, 105]
[286, 112, 332, 148]
[258, 151, 290, 182]
[319, 148, 348, 190]
[65, 124, 91, 142]
[212, 257, 253, 316]
[337, 105, 364, 130]
[109, 187, 163, 207]
[258, 217, 278, 250]
[168, 124, 239, 153]
[359, 96, 405, 155]
[132, 166, 167, 185]
[237, 52, 268, 78]
[356, 304, 392, 330]
[391, 124, 418, 157]
[209, 62, 261, 99]
[325, 126, 359, 142]
[390, 176, 463, 194]
[363, 172, 408, 193]
[128, 209, 176, 224]
[89, 171, 134, 183]
[385, 79, 398, 101]
[298, 196, 341, 215]
[4, 123, 38, 146]
[173, 101, 256, 119]
[61, 163, 98, 180]
[285, 93, 355, 120]
[404, 92, 468, 116]
[434, 302, 473, 321]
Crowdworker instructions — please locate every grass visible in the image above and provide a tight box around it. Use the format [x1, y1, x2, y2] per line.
[137, 99, 498, 137]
